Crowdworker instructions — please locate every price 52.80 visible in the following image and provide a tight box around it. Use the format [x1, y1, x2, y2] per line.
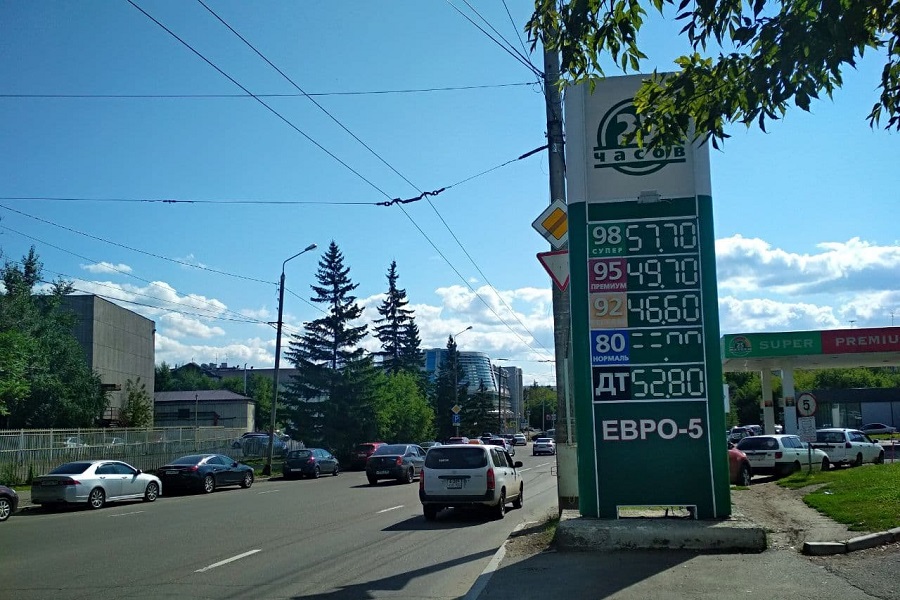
[632, 367, 705, 399]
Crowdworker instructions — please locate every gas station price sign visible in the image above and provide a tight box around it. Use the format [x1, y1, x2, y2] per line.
[570, 196, 728, 519]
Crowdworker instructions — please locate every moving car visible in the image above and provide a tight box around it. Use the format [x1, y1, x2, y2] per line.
[859, 423, 897, 435]
[487, 437, 515, 457]
[419, 444, 523, 520]
[420, 441, 442, 450]
[533, 437, 556, 456]
[727, 443, 752, 486]
[513, 433, 527, 446]
[811, 428, 884, 467]
[447, 436, 470, 444]
[156, 454, 254, 494]
[0, 485, 19, 521]
[31, 460, 161, 509]
[282, 448, 340, 479]
[736, 435, 829, 477]
[350, 442, 387, 470]
[366, 443, 426, 485]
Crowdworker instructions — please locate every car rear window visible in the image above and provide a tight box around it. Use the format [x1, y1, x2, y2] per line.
[49, 462, 92, 475]
[816, 431, 845, 443]
[374, 444, 407, 455]
[425, 447, 488, 469]
[736, 437, 778, 450]
[355, 444, 377, 453]
[171, 455, 205, 465]
[287, 450, 311, 459]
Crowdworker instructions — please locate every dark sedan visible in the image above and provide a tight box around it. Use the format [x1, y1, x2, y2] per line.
[157, 454, 254, 494]
[282, 448, 340, 479]
[366, 443, 426, 485]
[0, 485, 19, 521]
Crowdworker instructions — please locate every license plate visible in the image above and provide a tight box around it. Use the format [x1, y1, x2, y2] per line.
[166, 470, 178, 475]
[446, 478, 464, 489]
[748, 455, 764, 461]
[291, 468, 301, 472]
[376, 470, 389, 475]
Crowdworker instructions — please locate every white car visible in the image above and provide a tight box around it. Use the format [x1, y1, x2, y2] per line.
[419, 444, 523, 521]
[533, 437, 556, 456]
[859, 423, 897, 435]
[31, 460, 162, 509]
[811, 428, 885, 468]
[736, 434, 829, 477]
[513, 433, 527, 446]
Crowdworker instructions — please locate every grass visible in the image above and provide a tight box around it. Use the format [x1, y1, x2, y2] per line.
[779, 462, 900, 531]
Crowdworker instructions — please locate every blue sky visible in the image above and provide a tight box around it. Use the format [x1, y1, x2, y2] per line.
[1, 1, 897, 386]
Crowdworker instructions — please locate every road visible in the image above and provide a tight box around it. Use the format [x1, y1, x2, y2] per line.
[3, 447, 558, 599]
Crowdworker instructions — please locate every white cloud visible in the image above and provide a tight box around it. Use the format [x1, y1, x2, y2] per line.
[80, 261, 132, 274]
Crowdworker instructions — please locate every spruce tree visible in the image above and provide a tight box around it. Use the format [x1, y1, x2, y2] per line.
[461, 379, 493, 438]
[283, 241, 376, 450]
[432, 336, 466, 440]
[373, 261, 420, 375]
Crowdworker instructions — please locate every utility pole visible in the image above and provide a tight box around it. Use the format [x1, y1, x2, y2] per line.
[544, 37, 575, 510]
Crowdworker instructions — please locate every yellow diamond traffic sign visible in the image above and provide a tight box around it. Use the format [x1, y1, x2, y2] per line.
[451, 404, 462, 414]
[532, 199, 568, 248]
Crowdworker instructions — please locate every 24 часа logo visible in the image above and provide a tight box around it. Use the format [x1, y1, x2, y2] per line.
[593, 99, 687, 176]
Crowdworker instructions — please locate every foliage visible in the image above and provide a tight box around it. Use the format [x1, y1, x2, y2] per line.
[371, 371, 435, 442]
[154, 362, 218, 391]
[725, 372, 768, 426]
[432, 337, 467, 440]
[283, 241, 377, 451]
[221, 373, 274, 431]
[373, 260, 422, 376]
[528, 0, 900, 148]
[524, 382, 557, 430]
[0, 247, 107, 427]
[461, 379, 494, 437]
[119, 377, 154, 428]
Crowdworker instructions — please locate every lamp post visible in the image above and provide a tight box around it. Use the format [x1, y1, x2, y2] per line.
[451, 326, 472, 437]
[263, 243, 317, 476]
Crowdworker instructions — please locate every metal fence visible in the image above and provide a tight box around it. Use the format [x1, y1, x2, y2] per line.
[0, 426, 249, 485]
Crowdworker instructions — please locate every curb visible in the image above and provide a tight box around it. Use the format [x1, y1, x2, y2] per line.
[463, 521, 526, 600]
[802, 527, 900, 556]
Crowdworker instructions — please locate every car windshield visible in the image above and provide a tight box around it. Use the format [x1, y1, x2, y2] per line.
[49, 462, 92, 475]
[737, 437, 779, 450]
[373, 444, 407, 455]
[287, 450, 311, 459]
[170, 455, 205, 465]
[425, 447, 488, 469]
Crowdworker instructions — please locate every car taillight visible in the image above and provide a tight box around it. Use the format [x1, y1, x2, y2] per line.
[188, 466, 199, 472]
[308, 457, 316, 464]
[845, 442, 852, 448]
[419, 468, 425, 491]
[486, 467, 495, 490]
[775, 452, 783, 459]
[61, 479, 80, 486]
[395, 456, 403, 466]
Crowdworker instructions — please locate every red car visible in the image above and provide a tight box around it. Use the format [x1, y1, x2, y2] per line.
[728, 443, 752, 486]
[350, 442, 387, 470]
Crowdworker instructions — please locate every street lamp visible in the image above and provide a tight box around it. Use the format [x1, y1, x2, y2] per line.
[263, 243, 317, 476]
[451, 326, 472, 436]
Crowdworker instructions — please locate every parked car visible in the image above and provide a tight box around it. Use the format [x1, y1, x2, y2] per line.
[31, 460, 161, 509]
[736, 435, 829, 477]
[727, 443, 752, 486]
[61, 436, 88, 448]
[487, 437, 516, 457]
[420, 441, 442, 450]
[728, 426, 753, 444]
[282, 448, 340, 479]
[238, 433, 297, 457]
[447, 436, 470, 445]
[533, 437, 556, 456]
[419, 444, 524, 520]
[105, 437, 126, 446]
[156, 454, 254, 493]
[513, 433, 527, 446]
[859, 423, 898, 435]
[0, 485, 19, 521]
[366, 444, 426, 485]
[811, 428, 885, 468]
[350, 442, 387, 470]
[744, 425, 763, 436]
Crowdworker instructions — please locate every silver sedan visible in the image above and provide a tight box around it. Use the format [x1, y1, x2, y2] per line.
[31, 460, 162, 509]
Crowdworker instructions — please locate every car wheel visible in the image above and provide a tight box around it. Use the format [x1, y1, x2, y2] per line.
[423, 505, 439, 521]
[793, 461, 802, 474]
[143, 481, 160, 502]
[240, 472, 254, 488]
[738, 463, 752, 486]
[88, 487, 106, 509]
[875, 452, 885, 465]
[404, 468, 414, 484]
[0, 497, 12, 521]
[492, 490, 506, 520]
[312, 466, 320, 479]
[333, 465, 340, 476]
[367, 475, 378, 486]
[512, 484, 524, 509]
[821, 457, 830, 472]
[203, 475, 216, 494]
[853, 453, 863, 467]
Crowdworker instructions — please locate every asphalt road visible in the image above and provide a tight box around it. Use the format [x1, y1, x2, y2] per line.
[3, 447, 558, 600]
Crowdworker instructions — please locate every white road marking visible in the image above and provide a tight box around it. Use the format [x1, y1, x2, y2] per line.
[108, 511, 144, 517]
[257, 489, 280, 494]
[195, 549, 261, 573]
[377, 505, 404, 514]
[518, 461, 553, 473]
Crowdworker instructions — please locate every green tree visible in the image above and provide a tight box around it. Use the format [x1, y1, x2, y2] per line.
[0, 248, 107, 427]
[524, 382, 556, 430]
[372, 371, 435, 442]
[283, 241, 377, 450]
[373, 261, 421, 375]
[154, 362, 175, 391]
[461, 379, 493, 437]
[223, 373, 274, 432]
[432, 337, 466, 440]
[528, 0, 900, 148]
[120, 377, 154, 428]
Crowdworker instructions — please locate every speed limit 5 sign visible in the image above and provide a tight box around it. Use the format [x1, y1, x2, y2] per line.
[796, 392, 817, 417]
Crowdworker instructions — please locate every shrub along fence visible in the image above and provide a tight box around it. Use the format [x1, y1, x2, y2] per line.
[0, 426, 248, 485]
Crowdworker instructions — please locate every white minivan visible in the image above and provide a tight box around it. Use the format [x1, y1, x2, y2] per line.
[419, 444, 523, 520]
